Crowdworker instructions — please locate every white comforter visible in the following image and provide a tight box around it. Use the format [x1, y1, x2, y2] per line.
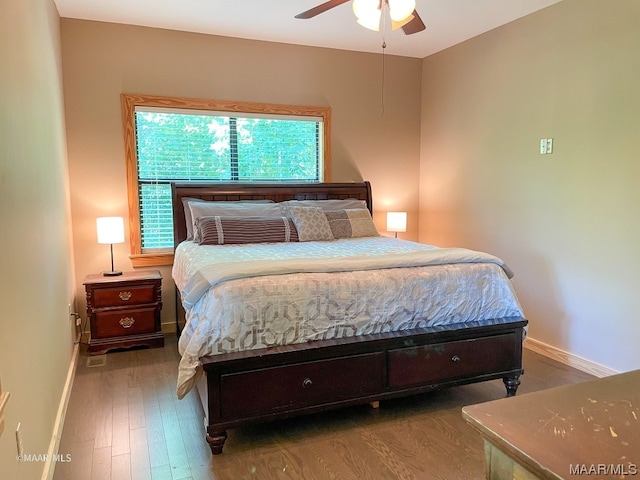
[173, 237, 524, 399]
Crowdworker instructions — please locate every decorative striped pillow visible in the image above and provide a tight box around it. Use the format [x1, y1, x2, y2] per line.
[189, 201, 284, 242]
[195, 216, 298, 245]
[182, 198, 276, 240]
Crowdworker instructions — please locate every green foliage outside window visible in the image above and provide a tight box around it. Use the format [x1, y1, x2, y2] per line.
[135, 109, 322, 250]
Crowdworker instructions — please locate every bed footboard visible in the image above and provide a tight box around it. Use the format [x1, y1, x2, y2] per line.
[197, 317, 527, 454]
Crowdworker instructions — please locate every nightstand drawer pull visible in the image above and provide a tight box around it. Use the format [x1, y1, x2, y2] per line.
[119, 317, 135, 328]
[451, 355, 461, 363]
[119, 291, 132, 301]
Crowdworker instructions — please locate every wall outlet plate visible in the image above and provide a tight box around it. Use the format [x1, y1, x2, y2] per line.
[540, 138, 548, 154]
[540, 138, 553, 154]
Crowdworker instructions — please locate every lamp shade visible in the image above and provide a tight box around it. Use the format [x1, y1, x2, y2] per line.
[386, 212, 407, 233]
[388, 0, 416, 22]
[353, 0, 381, 30]
[96, 217, 125, 245]
[353, 0, 415, 31]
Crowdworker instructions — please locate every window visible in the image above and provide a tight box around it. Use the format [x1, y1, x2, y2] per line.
[122, 94, 332, 266]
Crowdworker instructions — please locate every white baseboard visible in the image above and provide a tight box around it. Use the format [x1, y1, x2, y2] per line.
[41, 335, 80, 480]
[524, 336, 618, 378]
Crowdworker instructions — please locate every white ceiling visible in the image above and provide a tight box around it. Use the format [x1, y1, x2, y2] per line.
[54, 0, 562, 58]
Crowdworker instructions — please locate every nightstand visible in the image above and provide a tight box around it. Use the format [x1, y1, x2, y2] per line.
[84, 270, 164, 355]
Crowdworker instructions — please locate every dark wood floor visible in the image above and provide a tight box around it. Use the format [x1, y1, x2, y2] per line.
[53, 335, 594, 480]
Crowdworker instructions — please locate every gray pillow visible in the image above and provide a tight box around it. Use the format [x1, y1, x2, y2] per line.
[325, 209, 379, 239]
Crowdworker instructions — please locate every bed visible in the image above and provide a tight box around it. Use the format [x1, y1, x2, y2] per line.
[171, 181, 527, 455]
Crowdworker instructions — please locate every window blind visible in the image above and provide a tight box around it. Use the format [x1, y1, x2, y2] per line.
[134, 108, 323, 251]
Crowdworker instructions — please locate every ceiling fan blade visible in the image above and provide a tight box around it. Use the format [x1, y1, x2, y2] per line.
[295, 0, 351, 19]
[402, 10, 425, 35]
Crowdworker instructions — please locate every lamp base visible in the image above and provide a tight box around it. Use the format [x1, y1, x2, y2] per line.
[103, 270, 123, 277]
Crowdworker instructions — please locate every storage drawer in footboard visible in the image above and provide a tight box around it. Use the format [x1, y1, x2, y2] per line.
[220, 352, 385, 418]
[388, 333, 520, 388]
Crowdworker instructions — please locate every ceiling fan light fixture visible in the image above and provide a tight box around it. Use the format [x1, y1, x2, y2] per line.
[388, 0, 416, 22]
[352, 0, 381, 31]
[357, 16, 381, 31]
[352, 0, 416, 32]
[356, 12, 382, 31]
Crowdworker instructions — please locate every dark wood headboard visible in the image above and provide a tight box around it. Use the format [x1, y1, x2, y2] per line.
[171, 181, 373, 248]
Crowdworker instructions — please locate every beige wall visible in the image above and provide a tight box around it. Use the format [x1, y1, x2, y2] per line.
[0, 0, 76, 478]
[60, 19, 422, 327]
[5, 1, 639, 475]
[420, 0, 640, 372]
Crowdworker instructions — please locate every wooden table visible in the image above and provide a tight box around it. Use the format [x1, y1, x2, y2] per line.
[463, 370, 640, 479]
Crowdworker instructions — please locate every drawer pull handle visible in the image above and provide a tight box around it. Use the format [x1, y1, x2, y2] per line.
[302, 378, 313, 388]
[119, 317, 135, 328]
[451, 355, 461, 363]
[119, 291, 132, 301]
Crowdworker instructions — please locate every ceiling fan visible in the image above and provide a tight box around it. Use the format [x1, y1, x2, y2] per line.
[295, 0, 426, 35]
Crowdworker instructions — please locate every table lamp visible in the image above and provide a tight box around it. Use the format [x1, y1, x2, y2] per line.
[96, 216, 125, 276]
[386, 212, 407, 238]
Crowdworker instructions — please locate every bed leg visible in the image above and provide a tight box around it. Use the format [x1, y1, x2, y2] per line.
[206, 429, 228, 455]
[503, 375, 521, 397]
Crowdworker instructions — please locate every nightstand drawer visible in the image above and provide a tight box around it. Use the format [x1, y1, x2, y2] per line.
[93, 307, 157, 338]
[92, 284, 157, 308]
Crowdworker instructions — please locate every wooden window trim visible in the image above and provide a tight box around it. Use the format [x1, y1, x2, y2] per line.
[0, 379, 8, 437]
[121, 93, 332, 267]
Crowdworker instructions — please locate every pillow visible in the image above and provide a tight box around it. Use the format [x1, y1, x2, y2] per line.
[281, 198, 368, 213]
[286, 206, 335, 242]
[182, 198, 277, 240]
[196, 216, 298, 245]
[325, 209, 379, 239]
[189, 201, 284, 242]
[182, 197, 210, 241]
